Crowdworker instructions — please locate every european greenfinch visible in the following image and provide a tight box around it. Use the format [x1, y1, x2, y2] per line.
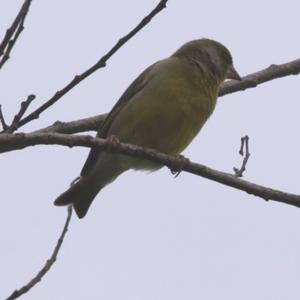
[54, 38, 241, 218]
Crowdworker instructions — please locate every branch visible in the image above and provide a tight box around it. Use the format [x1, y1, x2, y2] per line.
[0, 0, 32, 69]
[1, 132, 300, 209]
[16, 0, 168, 130]
[6, 206, 72, 300]
[220, 58, 300, 96]
[35, 58, 300, 135]
[0, 104, 8, 131]
[233, 135, 250, 177]
[1, 95, 36, 134]
[34, 113, 107, 134]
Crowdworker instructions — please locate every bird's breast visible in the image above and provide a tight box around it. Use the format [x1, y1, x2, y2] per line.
[107, 59, 219, 170]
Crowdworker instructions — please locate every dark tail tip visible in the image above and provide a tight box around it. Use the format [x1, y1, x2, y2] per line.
[73, 200, 92, 219]
[54, 189, 74, 206]
[54, 180, 98, 219]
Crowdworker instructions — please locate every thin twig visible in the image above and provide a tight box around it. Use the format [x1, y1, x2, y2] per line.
[0, 0, 32, 69]
[234, 135, 250, 177]
[34, 114, 107, 134]
[1, 132, 300, 209]
[0, 104, 8, 131]
[0, 15, 25, 69]
[6, 206, 72, 300]
[3, 95, 36, 133]
[16, 0, 168, 130]
[33, 57, 300, 135]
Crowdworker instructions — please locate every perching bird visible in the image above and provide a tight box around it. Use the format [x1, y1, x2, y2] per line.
[54, 38, 241, 218]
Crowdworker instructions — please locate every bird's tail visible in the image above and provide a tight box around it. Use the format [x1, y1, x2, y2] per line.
[54, 176, 101, 219]
[55, 153, 128, 218]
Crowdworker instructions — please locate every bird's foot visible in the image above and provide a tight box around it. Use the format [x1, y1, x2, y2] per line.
[105, 135, 120, 152]
[106, 135, 120, 145]
[170, 154, 190, 178]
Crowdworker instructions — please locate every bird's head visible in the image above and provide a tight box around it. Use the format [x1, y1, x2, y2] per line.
[173, 38, 241, 83]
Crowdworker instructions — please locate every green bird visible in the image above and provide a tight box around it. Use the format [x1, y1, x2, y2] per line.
[54, 38, 241, 218]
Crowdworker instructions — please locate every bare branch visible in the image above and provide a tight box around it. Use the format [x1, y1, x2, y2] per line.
[34, 113, 107, 134]
[0, 104, 8, 131]
[34, 58, 300, 135]
[16, 0, 168, 130]
[6, 206, 72, 300]
[233, 135, 251, 177]
[220, 58, 300, 96]
[0, 0, 32, 69]
[1, 132, 300, 209]
[1, 95, 36, 134]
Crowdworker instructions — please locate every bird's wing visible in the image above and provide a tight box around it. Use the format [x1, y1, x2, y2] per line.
[80, 61, 159, 176]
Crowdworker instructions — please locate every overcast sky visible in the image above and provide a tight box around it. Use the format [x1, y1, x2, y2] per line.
[1, 1, 300, 299]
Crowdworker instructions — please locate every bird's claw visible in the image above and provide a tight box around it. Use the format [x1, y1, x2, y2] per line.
[105, 135, 120, 152]
[170, 154, 189, 178]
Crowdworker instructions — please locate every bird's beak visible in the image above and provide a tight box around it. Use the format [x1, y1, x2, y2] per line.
[226, 65, 242, 81]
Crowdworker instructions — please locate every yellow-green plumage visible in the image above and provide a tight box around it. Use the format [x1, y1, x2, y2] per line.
[54, 38, 241, 218]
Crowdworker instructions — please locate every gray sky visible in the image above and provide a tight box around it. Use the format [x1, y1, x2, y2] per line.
[1, 1, 300, 299]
